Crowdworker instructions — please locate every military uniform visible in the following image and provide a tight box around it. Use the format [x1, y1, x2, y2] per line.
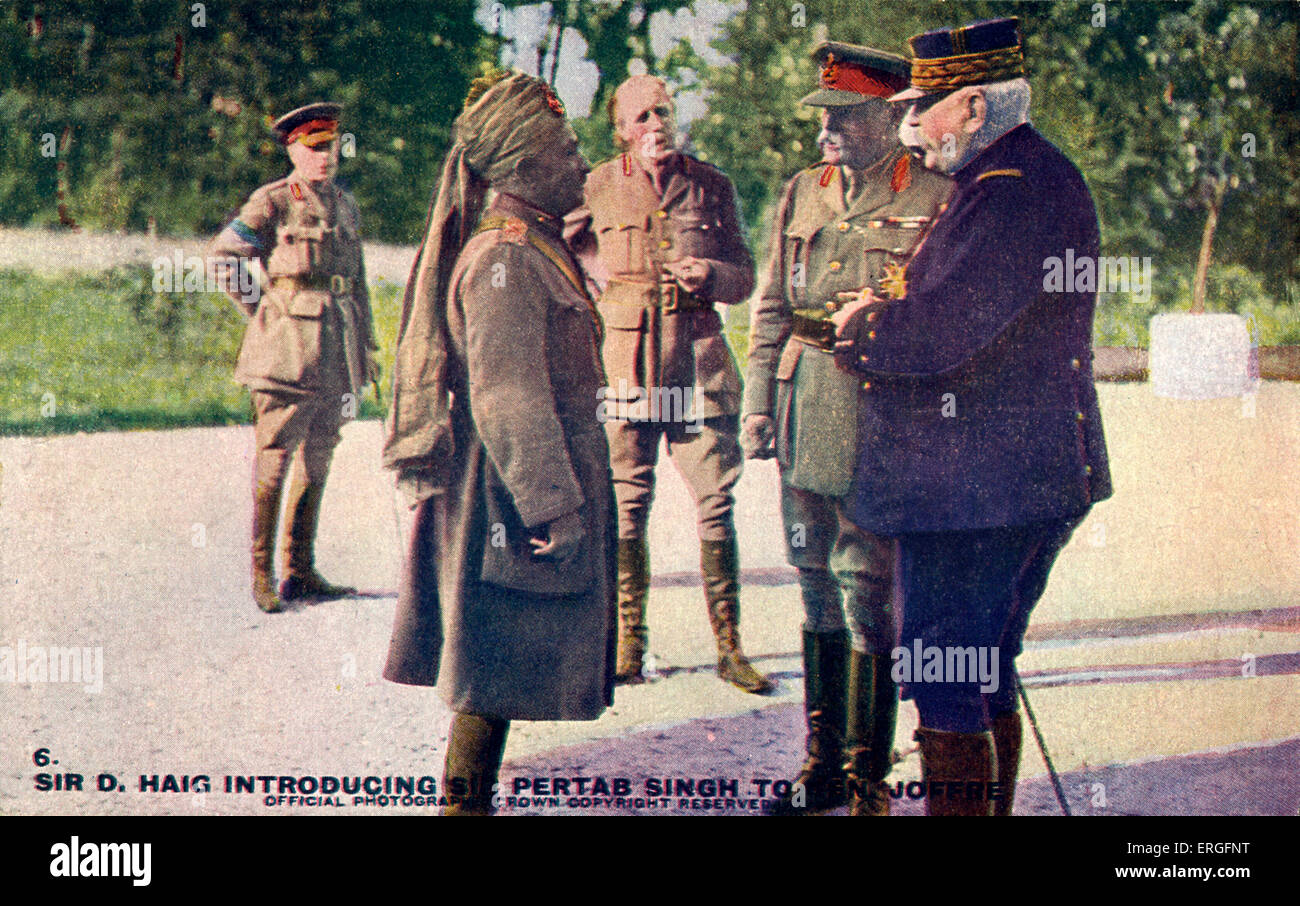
[382, 72, 616, 815]
[383, 193, 616, 721]
[746, 44, 952, 815]
[210, 103, 375, 613]
[568, 145, 770, 693]
[837, 18, 1112, 816]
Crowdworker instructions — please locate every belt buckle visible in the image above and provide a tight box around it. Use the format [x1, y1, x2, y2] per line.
[661, 282, 680, 313]
[329, 275, 349, 294]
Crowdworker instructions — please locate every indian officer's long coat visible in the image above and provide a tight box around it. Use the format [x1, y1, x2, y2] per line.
[383, 197, 617, 721]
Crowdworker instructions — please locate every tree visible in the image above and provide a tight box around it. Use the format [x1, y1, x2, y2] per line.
[0, 0, 495, 242]
[1147, 1, 1289, 312]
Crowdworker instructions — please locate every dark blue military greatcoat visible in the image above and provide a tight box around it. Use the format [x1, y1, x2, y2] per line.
[839, 123, 1112, 535]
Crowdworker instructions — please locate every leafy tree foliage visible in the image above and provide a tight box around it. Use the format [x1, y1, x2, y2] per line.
[0, 0, 494, 242]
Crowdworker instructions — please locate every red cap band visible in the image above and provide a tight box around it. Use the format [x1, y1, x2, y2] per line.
[819, 54, 908, 99]
[285, 118, 338, 145]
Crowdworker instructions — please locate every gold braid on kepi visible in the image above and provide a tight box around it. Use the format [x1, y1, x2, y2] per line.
[909, 47, 1024, 92]
[890, 17, 1026, 102]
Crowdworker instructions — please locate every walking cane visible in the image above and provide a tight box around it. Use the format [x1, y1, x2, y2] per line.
[1016, 672, 1072, 816]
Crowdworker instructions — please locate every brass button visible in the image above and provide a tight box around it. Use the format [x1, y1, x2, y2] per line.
[1075, 411, 1085, 421]
[867, 330, 876, 340]
[859, 355, 869, 364]
[861, 381, 872, 391]
[655, 210, 667, 219]
[658, 239, 670, 249]
[837, 222, 850, 232]
[866, 312, 879, 322]
[829, 260, 842, 270]
[1071, 358, 1081, 369]
[1085, 465, 1093, 475]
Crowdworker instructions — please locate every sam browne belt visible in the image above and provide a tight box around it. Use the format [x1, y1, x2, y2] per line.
[271, 274, 354, 294]
[602, 277, 711, 313]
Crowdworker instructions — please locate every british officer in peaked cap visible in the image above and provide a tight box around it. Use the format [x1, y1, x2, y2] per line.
[744, 42, 951, 815]
[831, 17, 1112, 816]
[209, 101, 377, 614]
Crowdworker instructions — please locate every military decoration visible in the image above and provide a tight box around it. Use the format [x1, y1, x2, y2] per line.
[881, 260, 909, 299]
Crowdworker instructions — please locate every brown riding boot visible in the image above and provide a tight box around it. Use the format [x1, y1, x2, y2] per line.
[251, 478, 284, 614]
[768, 630, 848, 815]
[914, 726, 995, 817]
[702, 538, 774, 695]
[991, 710, 1023, 816]
[615, 538, 650, 684]
[442, 713, 510, 816]
[279, 479, 356, 601]
[844, 650, 897, 816]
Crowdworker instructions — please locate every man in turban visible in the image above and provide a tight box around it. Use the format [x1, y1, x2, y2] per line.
[381, 72, 616, 816]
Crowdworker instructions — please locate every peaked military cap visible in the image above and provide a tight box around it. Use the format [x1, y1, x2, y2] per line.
[271, 102, 342, 147]
[800, 42, 910, 107]
[891, 17, 1025, 102]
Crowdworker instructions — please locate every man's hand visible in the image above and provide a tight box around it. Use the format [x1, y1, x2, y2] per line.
[740, 414, 776, 460]
[530, 510, 586, 561]
[831, 287, 883, 371]
[662, 256, 711, 294]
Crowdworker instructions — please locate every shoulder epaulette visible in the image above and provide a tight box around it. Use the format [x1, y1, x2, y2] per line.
[976, 168, 1023, 183]
[475, 216, 587, 299]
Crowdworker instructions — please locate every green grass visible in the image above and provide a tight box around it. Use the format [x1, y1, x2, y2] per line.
[0, 267, 403, 436]
[1, 265, 1295, 437]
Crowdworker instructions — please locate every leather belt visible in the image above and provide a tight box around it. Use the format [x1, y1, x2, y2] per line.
[791, 309, 837, 351]
[602, 278, 711, 313]
[272, 274, 354, 294]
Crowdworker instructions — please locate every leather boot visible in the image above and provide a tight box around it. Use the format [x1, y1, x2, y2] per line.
[615, 537, 650, 684]
[990, 710, 1023, 817]
[914, 726, 995, 817]
[768, 630, 847, 815]
[844, 650, 897, 816]
[251, 478, 284, 614]
[701, 538, 773, 695]
[279, 479, 356, 601]
[442, 713, 510, 816]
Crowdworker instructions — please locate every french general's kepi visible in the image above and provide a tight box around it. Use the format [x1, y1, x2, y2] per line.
[891, 16, 1026, 101]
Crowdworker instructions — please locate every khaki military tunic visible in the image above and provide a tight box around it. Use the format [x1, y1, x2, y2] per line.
[745, 150, 951, 649]
[211, 174, 376, 483]
[568, 152, 754, 540]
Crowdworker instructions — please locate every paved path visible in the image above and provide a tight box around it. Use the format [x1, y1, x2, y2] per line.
[1, 384, 1297, 815]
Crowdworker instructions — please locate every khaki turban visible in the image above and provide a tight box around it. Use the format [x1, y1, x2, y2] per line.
[382, 72, 573, 501]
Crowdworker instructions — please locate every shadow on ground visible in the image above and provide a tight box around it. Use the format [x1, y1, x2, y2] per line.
[499, 704, 1300, 816]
